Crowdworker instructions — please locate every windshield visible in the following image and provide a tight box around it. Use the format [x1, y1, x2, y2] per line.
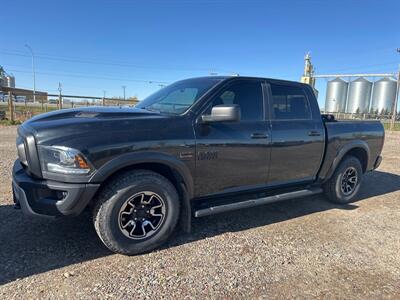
[136, 77, 224, 114]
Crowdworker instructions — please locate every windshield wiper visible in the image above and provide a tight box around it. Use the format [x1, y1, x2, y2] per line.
[143, 107, 161, 113]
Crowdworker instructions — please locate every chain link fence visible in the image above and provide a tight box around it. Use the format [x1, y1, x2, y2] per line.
[0, 87, 138, 123]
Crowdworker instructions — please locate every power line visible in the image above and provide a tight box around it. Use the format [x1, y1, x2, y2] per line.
[0, 49, 234, 73]
[316, 61, 399, 74]
[6, 68, 170, 84]
[3, 64, 171, 84]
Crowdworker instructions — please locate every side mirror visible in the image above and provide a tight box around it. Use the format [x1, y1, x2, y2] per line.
[201, 104, 241, 123]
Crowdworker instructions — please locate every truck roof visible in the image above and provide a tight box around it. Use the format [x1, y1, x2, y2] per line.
[189, 75, 309, 88]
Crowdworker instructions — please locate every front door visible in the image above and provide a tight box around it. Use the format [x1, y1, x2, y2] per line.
[194, 79, 271, 197]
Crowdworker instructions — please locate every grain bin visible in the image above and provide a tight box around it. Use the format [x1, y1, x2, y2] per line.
[325, 78, 348, 113]
[371, 77, 396, 114]
[346, 77, 372, 113]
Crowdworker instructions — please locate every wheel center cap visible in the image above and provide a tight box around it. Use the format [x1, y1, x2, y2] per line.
[134, 208, 148, 218]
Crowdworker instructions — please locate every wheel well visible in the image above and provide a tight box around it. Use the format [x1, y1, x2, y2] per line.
[100, 162, 185, 197]
[345, 147, 368, 173]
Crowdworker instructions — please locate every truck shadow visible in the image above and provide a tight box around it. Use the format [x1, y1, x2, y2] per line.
[0, 170, 399, 285]
[166, 170, 400, 250]
[0, 209, 108, 286]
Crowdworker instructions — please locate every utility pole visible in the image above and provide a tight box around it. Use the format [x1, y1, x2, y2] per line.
[390, 48, 400, 131]
[8, 91, 14, 123]
[103, 90, 106, 106]
[25, 44, 36, 104]
[58, 82, 63, 110]
[122, 85, 126, 101]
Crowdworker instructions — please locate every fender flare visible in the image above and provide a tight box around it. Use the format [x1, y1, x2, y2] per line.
[90, 151, 194, 199]
[323, 140, 370, 182]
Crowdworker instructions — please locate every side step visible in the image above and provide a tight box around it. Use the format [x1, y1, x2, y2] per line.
[194, 187, 323, 218]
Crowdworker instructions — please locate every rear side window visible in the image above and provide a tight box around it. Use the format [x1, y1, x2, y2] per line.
[270, 84, 311, 120]
[210, 81, 264, 121]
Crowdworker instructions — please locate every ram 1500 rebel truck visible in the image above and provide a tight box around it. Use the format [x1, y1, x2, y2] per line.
[12, 76, 384, 255]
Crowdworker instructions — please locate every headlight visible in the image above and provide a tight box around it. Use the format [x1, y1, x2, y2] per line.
[38, 146, 92, 175]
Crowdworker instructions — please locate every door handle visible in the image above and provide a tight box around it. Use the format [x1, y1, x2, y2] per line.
[251, 133, 268, 139]
[308, 130, 321, 136]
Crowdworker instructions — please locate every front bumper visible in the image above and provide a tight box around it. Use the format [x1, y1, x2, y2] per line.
[12, 160, 100, 217]
[373, 155, 382, 170]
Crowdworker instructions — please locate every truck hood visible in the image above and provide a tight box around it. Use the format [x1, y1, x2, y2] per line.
[22, 106, 168, 145]
[27, 106, 159, 123]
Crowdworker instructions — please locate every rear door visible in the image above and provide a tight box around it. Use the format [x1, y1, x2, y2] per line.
[194, 79, 271, 197]
[267, 81, 325, 186]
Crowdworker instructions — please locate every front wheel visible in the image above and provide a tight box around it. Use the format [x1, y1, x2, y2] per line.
[93, 170, 180, 255]
[324, 156, 363, 204]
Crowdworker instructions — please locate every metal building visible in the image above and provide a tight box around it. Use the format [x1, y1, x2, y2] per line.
[346, 77, 372, 113]
[325, 78, 348, 113]
[4, 76, 15, 88]
[370, 77, 397, 114]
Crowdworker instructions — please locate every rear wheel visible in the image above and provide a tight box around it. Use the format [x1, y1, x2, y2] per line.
[324, 156, 363, 204]
[93, 170, 180, 255]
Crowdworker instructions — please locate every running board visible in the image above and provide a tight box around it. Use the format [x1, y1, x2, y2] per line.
[194, 187, 323, 218]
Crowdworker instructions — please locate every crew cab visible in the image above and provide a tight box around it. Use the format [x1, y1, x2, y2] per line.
[12, 76, 384, 255]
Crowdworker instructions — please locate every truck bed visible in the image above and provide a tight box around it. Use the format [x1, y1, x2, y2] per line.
[318, 119, 384, 182]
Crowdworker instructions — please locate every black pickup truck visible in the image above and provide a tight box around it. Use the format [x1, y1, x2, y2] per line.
[12, 76, 384, 255]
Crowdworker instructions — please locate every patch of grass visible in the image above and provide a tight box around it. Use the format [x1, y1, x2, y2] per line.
[0, 103, 59, 122]
[383, 122, 400, 131]
[0, 119, 22, 126]
[14, 105, 58, 114]
[0, 103, 58, 115]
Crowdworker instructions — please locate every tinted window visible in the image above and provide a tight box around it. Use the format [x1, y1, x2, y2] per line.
[270, 84, 311, 120]
[136, 77, 224, 114]
[210, 81, 264, 121]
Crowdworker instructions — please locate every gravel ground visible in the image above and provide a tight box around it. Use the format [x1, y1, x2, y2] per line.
[0, 125, 399, 299]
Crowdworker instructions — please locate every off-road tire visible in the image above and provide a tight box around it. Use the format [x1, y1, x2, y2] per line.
[93, 170, 180, 255]
[324, 155, 363, 204]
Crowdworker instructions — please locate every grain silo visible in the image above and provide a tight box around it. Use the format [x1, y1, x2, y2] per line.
[325, 78, 348, 113]
[370, 77, 396, 114]
[346, 77, 372, 113]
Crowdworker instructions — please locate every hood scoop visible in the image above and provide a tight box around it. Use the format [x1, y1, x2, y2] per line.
[75, 111, 100, 118]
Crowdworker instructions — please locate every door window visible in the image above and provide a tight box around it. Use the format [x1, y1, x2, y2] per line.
[210, 81, 264, 121]
[270, 84, 311, 120]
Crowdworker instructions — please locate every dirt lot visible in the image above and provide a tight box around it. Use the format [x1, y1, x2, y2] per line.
[0, 126, 399, 299]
